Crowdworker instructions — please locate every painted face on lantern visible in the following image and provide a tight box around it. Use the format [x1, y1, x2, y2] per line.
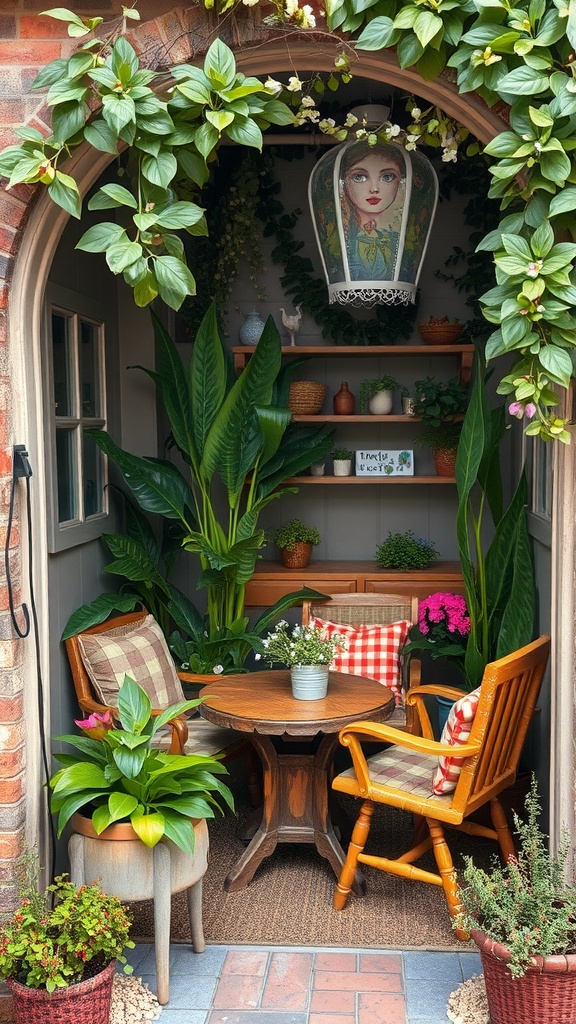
[344, 153, 402, 225]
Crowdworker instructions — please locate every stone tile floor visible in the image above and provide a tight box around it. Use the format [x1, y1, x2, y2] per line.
[127, 943, 482, 1024]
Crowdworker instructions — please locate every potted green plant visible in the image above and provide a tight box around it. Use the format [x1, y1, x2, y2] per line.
[456, 778, 576, 1024]
[415, 422, 463, 477]
[375, 531, 439, 571]
[418, 315, 464, 344]
[412, 375, 468, 427]
[331, 445, 354, 477]
[359, 376, 400, 415]
[0, 856, 134, 1023]
[258, 620, 347, 699]
[275, 519, 321, 569]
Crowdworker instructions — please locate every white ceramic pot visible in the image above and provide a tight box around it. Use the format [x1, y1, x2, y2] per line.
[310, 461, 326, 476]
[290, 666, 329, 700]
[368, 390, 393, 415]
[333, 459, 352, 476]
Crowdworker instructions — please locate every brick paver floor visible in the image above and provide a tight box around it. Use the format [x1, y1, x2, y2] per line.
[127, 943, 482, 1024]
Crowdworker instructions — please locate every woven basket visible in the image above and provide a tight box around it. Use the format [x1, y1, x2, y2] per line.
[288, 381, 327, 415]
[418, 323, 464, 345]
[7, 960, 116, 1024]
[280, 541, 313, 568]
[471, 929, 576, 1024]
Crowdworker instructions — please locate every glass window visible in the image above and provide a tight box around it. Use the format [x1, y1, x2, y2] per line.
[531, 438, 553, 522]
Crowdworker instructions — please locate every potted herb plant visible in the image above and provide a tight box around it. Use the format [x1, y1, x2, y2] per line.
[418, 315, 464, 344]
[456, 778, 576, 1024]
[375, 531, 439, 571]
[359, 376, 400, 415]
[258, 620, 346, 699]
[331, 445, 354, 477]
[0, 856, 134, 1024]
[412, 375, 468, 475]
[415, 422, 463, 477]
[275, 519, 321, 569]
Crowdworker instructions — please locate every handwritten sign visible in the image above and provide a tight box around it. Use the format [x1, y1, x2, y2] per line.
[355, 450, 414, 477]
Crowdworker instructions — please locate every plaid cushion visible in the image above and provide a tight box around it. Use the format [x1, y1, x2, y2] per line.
[310, 617, 411, 705]
[77, 614, 185, 709]
[336, 746, 452, 807]
[432, 687, 481, 795]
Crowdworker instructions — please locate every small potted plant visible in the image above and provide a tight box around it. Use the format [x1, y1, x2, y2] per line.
[456, 777, 576, 1024]
[359, 376, 400, 415]
[375, 531, 439, 571]
[400, 385, 415, 416]
[412, 375, 468, 427]
[418, 315, 464, 344]
[275, 519, 321, 568]
[331, 445, 354, 477]
[258, 620, 347, 699]
[0, 854, 134, 1023]
[415, 422, 463, 477]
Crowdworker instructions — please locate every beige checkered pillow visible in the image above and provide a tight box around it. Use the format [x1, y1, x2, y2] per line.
[77, 615, 185, 709]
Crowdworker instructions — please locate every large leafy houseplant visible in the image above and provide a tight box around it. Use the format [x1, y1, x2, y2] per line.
[49, 675, 233, 855]
[66, 303, 332, 673]
[455, 357, 535, 690]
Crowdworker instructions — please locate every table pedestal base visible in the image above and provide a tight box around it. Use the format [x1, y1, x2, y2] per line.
[225, 733, 365, 896]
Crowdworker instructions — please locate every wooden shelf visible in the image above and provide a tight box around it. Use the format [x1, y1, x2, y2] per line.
[284, 475, 455, 484]
[293, 414, 423, 423]
[232, 343, 474, 381]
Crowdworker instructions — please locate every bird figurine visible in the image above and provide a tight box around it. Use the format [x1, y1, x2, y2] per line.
[279, 304, 302, 346]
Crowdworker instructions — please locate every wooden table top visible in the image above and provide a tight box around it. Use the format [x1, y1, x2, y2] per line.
[198, 670, 394, 736]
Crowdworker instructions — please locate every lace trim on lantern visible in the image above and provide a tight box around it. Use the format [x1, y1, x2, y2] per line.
[330, 287, 414, 307]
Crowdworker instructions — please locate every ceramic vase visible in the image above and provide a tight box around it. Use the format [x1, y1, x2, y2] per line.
[333, 459, 352, 477]
[333, 382, 355, 415]
[239, 310, 266, 346]
[290, 665, 329, 700]
[368, 390, 393, 415]
[310, 461, 326, 476]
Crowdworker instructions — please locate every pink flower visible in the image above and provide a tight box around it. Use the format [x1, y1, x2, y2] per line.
[418, 592, 470, 638]
[524, 403, 536, 419]
[75, 709, 114, 739]
[508, 402, 524, 419]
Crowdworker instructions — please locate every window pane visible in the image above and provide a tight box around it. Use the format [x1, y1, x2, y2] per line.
[82, 431, 104, 517]
[533, 440, 553, 519]
[55, 428, 77, 523]
[79, 319, 101, 417]
[52, 312, 72, 416]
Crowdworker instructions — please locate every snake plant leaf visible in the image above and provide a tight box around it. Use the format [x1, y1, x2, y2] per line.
[476, 403, 506, 527]
[189, 301, 227, 461]
[87, 429, 195, 521]
[201, 314, 281, 500]
[496, 511, 535, 659]
[60, 592, 142, 640]
[150, 309, 199, 469]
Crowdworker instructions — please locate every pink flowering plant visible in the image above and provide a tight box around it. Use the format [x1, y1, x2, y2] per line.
[404, 592, 471, 683]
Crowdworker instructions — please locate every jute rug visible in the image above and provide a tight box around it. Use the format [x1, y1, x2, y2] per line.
[129, 796, 495, 950]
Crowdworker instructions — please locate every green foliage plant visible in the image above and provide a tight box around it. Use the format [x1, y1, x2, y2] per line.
[456, 777, 576, 977]
[375, 531, 439, 571]
[0, 857, 134, 991]
[274, 518, 320, 552]
[359, 377, 401, 413]
[259, 620, 346, 667]
[455, 357, 535, 690]
[412, 376, 468, 428]
[66, 304, 332, 673]
[49, 675, 234, 855]
[331, 446, 354, 460]
[415, 422, 462, 454]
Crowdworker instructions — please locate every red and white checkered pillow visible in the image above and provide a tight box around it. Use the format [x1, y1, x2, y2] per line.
[432, 687, 481, 795]
[310, 617, 411, 705]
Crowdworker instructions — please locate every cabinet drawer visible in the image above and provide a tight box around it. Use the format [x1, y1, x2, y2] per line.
[365, 578, 464, 598]
[245, 578, 356, 606]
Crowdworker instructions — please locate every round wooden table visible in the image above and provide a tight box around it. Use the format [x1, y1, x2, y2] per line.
[199, 670, 394, 892]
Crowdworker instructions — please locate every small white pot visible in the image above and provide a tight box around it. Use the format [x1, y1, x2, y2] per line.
[368, 390, 393, 415]
[290, 666, 330, 700]
[310, 461, 326, 476]
[333, 459, 352, 476]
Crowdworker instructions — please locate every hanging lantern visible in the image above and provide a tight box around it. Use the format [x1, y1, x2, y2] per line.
[308, 139, 439, 307]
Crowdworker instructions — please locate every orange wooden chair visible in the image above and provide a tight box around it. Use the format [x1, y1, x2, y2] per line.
[331, 636, 551, 935]
[65, 609, 261, 803]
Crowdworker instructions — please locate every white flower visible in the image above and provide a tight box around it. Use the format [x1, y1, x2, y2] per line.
[301, 4, 316, 26]
[344, 113, 358, 127]
[285, 0, 298, 13]
[254, 652, 261, 660]
[442, 149, 458, 163]
[301, 94, 315, 108]
[242, 0, 259, 6]
[405, 141, 417, 151]
[264, 77, 283, 95]
[410, 107, 422, 121]
[406, 134, 419, 144]
[213, 664, 224, 675]
[388, 123, 401, 137]
[319, 118, 336, 132]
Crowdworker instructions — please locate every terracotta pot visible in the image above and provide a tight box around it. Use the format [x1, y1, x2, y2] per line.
[333, 381, 355, 415]
[433, 449, 457, 477]
[7, 959, 116, 1024]
[280, 542, 313, 568]
[471, 928, 576, 1024]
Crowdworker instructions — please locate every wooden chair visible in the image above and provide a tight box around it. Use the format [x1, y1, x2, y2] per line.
[65, 609, 261, 803]
[301, 592, 422, 730]
[331, 636, 551, 935]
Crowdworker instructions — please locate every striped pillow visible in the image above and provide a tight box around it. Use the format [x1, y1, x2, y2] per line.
[77, 614, 184, 709]
[310, 617, 411, 705]
[432, 687, 481, 795]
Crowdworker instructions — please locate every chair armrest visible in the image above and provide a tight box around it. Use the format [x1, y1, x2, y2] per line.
[337, 719, 481, 798]
[151, 709, 188, 755]
[405, 684, 467, 739]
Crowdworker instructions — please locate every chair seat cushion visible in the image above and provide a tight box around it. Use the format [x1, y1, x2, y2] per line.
[155, 719, 242, 757]
[310, 617, 411, 705]
[432, 687, 481, 795]
[334, 746, 452, 808]
[76, 614, 185, 709]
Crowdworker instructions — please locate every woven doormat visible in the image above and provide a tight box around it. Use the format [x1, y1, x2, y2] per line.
[129, 796, 492, 950]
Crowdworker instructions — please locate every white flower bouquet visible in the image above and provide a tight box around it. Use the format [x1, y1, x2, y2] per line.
[259, 621, 347, 668]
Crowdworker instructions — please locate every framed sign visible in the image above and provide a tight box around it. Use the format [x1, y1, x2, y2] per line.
[355, 450, 414, 477]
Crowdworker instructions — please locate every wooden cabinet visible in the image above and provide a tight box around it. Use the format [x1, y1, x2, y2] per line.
[244, 560, 464, 606]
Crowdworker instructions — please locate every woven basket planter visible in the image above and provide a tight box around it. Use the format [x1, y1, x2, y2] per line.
[280, 541, 313, 568]
[471, 929, 576, 1024]
[433, 449, 457, 477]
[288, 381, 327, 415]
[7, 959, 116, 1024]
[418, 323, 464, 345]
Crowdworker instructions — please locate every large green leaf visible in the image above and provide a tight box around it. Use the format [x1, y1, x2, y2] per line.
[60, 592, 142, 640]
[189, 302, 227, 462]
[117, 673, 152, 733]
[252, 587, 330, 635]
[484, 472, 530, 641]
[102, 533, 171, 597]
[496, 512, 535, 658]
[150, 310, 197, 468]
